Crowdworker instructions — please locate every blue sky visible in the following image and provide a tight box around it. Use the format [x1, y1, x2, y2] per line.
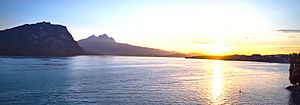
[0, 0, 300, 54]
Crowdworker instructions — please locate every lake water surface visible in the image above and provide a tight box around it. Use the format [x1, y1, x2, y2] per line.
[0, 56, 298, 104]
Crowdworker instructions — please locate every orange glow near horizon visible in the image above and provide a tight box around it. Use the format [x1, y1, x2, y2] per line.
[205, 41, 231, 55]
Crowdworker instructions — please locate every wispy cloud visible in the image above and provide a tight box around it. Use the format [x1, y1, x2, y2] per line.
[276, 29, 300, 39]
[288, 36, 298, 39]
[245, 36, 256, 40]
[194, 41, 232, 46]
[276, 29, 300, 34]
[193, 41, 212, 44]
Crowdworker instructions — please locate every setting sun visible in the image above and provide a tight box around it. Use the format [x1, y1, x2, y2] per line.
[205, 42, 231, 55]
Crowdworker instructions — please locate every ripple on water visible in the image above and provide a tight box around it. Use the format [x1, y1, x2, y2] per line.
[0, 56, 292, 104]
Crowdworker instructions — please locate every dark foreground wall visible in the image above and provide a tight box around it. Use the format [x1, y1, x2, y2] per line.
[289, 53, 300, 85]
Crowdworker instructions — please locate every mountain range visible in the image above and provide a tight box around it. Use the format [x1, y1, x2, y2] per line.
[78, 34, 184, 57]
[0, 22, 184, 57]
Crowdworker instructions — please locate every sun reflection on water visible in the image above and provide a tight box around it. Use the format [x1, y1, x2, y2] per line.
[211, 60, 223, 104]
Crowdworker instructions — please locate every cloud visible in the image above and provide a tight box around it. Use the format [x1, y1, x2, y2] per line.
[276, 29, 300, 39]
[245, 36, 256, 40]
[288, 36, 298, 39]
[276, 29, 300, 34]
[193, 41, 212, 44]
[194, 41, 232, 46]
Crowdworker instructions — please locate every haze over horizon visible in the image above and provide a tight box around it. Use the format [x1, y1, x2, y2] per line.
[0, 0, 300, 55]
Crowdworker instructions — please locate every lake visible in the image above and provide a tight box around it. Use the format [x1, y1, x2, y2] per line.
[0, 56, 298, 104]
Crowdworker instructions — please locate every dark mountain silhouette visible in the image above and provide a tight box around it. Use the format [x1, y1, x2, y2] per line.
[0, 22, 84, 56]
[78, 34, 184, 57]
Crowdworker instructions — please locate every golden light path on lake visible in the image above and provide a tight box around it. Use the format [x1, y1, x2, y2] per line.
[211, 60, 222, 104]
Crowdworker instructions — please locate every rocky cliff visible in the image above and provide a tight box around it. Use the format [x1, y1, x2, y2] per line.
[0, 22, 84, 56]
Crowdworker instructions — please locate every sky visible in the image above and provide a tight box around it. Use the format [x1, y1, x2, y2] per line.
[0, 0, 300, 55]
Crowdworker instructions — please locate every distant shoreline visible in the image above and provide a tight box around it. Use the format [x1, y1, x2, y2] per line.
[0, 54, 290, 64]
[185, 54, 289, 64]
